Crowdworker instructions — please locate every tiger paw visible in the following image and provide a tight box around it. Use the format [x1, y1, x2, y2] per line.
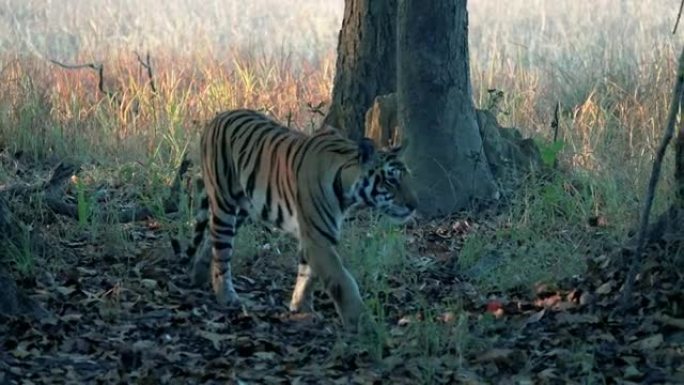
[213, 280, 240, 307]
[285, 310, 323, 326]
[342, 309, 377, 336]
[289, 298, 315, 314]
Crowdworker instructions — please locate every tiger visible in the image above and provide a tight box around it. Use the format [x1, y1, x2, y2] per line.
[171, 109, 417, 329]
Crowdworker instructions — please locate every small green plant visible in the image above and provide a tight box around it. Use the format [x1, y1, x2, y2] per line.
[343, 215, 410, 286]
[74, 176, 92, 228]
[458, 172, 590, 292]
[359, 293, 391, 360]
[534, 138, 565, 168]
[332, 214, 411, 359]
[6, 226, 35, 277]
[400, 306, 471, 384]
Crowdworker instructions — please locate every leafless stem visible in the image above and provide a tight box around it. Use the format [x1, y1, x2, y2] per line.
[135, 51, 157, 93]
[307, 101, 326, 117]
[286, 110, 293, 128]
[620, 47, 684, 309]
[674, 0, 684, 34]
[552, 101, 561, 143]
[164, 153, 192, 213]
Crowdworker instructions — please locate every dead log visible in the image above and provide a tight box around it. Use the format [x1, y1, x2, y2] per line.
[1, 155, 191, 224]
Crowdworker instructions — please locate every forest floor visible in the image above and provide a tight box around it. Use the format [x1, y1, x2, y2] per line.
[0, 155, 682, 385]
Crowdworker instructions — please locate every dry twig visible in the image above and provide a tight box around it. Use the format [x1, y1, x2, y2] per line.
[552, 101, 561, 143]
[306, 101, 327, 117]
[48, 59, 117, 101]
[135, 51, 157, 94]
[673, 0, 684, 34]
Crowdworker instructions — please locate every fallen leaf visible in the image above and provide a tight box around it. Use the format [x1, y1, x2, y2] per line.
[474, 348, 515, 363]
[11, 342, 32, 359]
[537, 368, 558, 380]
[197, 330, 235, 350]
[535, 293, 562, 308]
[397, 314, 415, 326]
[439, 311, 456, 323]
[140, 279, 158, 289]
[555, 312, 599, 325]
[60, 313, 83, 322]
[56, 286, 77, 296]
[631, 334, 663, 351]
[253, 351, 277, 360]
[623, 365, 642, 379]
[523, 309, 546, 327]
[655, 314, 684, 329]
[595, 281, 614, 295]
[486, 299, 503, 313]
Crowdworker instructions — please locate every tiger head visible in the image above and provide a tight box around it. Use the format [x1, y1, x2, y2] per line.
[349, 138, 418, 223]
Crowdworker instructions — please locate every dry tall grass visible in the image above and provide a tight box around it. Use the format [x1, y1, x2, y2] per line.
[0, 0, 681, 242]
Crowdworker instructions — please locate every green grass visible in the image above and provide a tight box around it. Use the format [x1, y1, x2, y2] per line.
[6, 225, 36, 277]
[458, 169, 615, 291]
[338, 215, 413, 358]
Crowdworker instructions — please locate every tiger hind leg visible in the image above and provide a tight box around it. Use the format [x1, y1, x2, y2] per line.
[191, 209, 247, 288]
[174, 191, 213, 287]
[208, 204, 241, 306]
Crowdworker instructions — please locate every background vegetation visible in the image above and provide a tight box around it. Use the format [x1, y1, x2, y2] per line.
[1, 1, 681, 383]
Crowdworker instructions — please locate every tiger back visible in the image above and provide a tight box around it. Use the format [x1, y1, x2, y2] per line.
[172, 108, 417, 329]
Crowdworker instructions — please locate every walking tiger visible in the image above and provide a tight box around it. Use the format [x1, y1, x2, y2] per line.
[172, 109, 417, 329]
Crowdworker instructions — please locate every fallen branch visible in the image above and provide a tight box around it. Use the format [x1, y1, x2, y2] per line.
[655, 313, 684, 329]
[620, 47, 684, 310]
[3, 157, 192, 224]
[100, 154, 191, 222]
[48, 59, 117, 101]
[43, 162, 83, 219]
[0, 162, 80, 197]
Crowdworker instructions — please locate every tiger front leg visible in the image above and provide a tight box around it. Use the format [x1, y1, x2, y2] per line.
[289, 253, 316, 313]
[303, 243, 364, 330]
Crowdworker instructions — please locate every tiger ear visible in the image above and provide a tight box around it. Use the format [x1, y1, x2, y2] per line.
[358, 137, 376, 165]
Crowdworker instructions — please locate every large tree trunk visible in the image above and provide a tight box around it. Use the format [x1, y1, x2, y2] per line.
[397, 0, 499, 216]
[676, 106, 684, 210]
[323, 0, 397, 140]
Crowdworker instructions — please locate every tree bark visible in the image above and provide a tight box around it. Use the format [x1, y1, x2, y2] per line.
[324, 0, 397, 140]
[397, 0, 499, 216]
[676, 105, 684, 210]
